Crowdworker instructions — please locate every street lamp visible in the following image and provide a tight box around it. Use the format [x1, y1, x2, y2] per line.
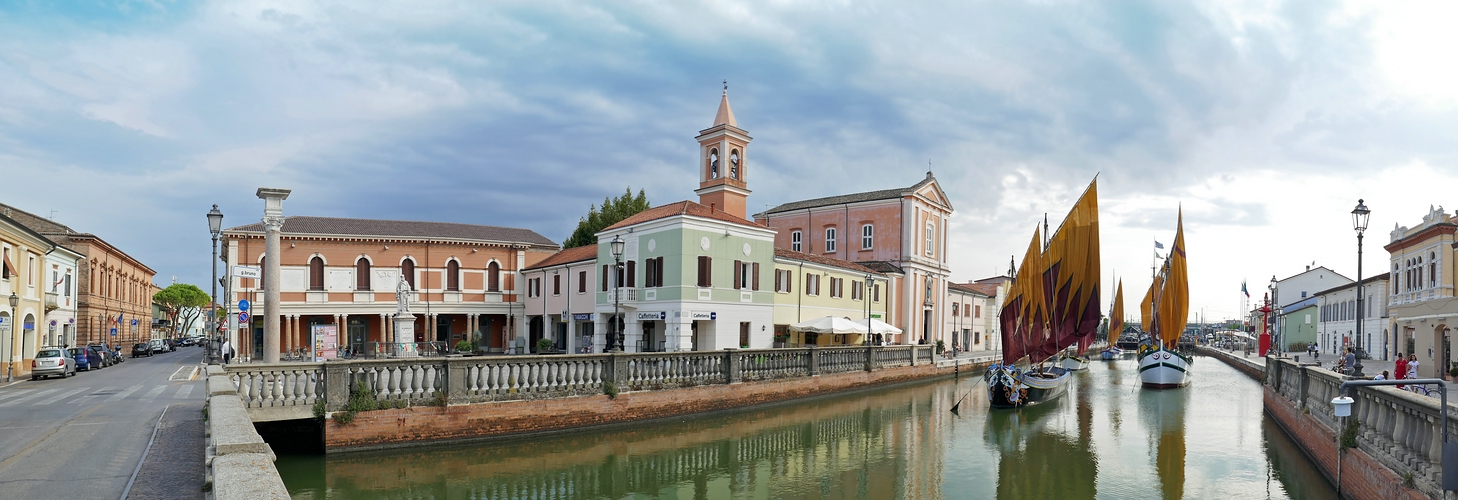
[207, 204, 224, 365]
[1351, 199, 1370, 377]
[609, 235, 625, 352]
[7, 292, 17, 382]
[1269, 275, 1278, 356]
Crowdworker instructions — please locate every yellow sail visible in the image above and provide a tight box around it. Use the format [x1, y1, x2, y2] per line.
[1110, 280, 1124, 341]
[1047, 180, 1101, 326]
[1018, 226, 1045, 337]
[1156, 209, 1189, 347]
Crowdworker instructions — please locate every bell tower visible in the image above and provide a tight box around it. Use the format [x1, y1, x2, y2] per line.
[695, 84, 752, 219]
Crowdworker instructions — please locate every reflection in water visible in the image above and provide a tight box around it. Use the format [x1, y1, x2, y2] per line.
[1141, 388, 1190, 500]
[276, 357, 1335, 499]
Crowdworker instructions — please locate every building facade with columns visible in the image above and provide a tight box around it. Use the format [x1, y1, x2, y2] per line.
[1385, 205, 1458, 378]
[755, 173, 955, 348]
[221, 216, 557, 360]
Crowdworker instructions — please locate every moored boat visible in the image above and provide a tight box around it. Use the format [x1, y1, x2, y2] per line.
[1139, 209, 1191, 389]
[987, 363, 1071, 408]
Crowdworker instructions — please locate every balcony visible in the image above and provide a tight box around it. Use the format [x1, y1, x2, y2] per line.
[609, 288, 638, 302]
[44, 292, 59, 312]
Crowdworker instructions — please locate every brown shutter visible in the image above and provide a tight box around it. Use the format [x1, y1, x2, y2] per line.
[774, 269, 781, 292]
[787, 270, 792, 294]
[626, 260, 636, 288]
[752, 262, 760, 291]
[601, 265, 608, 291]
[733, 261, 741, 289]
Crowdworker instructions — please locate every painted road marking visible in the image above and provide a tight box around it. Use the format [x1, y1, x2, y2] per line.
[0, 389, 57, 406]
[0, 390, 33, 402]
[138, 385, 167, 402]
[173, 385, 194, 400]
[34, 389, 85, 405]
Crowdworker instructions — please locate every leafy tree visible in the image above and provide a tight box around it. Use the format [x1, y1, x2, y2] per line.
[563, 187, 651, 248]
[153, 283, 210, 338]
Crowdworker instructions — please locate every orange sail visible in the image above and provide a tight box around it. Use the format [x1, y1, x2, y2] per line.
[1110, 280, 1124, 341]
[1154, 209, 1189, 348]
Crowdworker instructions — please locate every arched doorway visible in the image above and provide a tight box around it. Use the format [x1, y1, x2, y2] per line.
[528, 316, 543, 353]
[1431, 324, 1450, 379]
[21, 314, 36, 361]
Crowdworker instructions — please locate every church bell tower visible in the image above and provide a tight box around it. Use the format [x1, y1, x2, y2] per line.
[695, 85, 752, 219]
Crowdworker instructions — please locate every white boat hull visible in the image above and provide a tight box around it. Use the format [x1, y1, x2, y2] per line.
[1138, 348, 1191, 389]
[1060, 355, 1089, 371]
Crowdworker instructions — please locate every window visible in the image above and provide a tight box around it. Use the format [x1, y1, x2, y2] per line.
[829, 277, 842, 298]
[697, 256, 712, 287]
[925, 221, 935, 257]
[64, 272, 71, 297]
[578, 270, 587, 293]
[775, 269, 794, 293]
[552, 274, 560, 295]
[729, 149, 741, 180]
[752, 262, 760, 290]
[708, 148, 719, 179]
[862, 224, 874, 250]
[735, 261, 749, 290]
[791, 231, 802, 252]
[644, 257, 665, 288]
[626, 260, 636, 288]
[28, 256, 35, 286]
[309, 256, 324, 291]
[805, 273, 820, 296]
[852, 281, 863, 300]
[601, 265, 609, 291]
[1431, 252, 1438, 288]
[356, 258, 371, 290]
[824, 227, 837, 253]
[873, 283, 881, 302]
[528, 277, 540, 298]
[487, 262, 501, 292]
[975, 305, 981, 318]
[447, 260, 460, 291]
[401, 258, 416, 290]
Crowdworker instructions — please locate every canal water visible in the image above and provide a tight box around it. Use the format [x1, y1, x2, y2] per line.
[276, 356, 1336, 499]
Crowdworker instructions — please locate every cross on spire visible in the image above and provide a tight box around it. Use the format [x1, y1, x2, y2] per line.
[723, 79, 728, 94]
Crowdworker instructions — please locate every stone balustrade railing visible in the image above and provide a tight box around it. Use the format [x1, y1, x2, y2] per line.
[1266, 357, 1455, 497]
[225, 345, 934, 418]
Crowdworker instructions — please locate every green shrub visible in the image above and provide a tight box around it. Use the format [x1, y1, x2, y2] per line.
[1340, 418, 1359, 449]
[429, 391, 449, 407]
[935, 340, 946, 355]
[536, 338, 555, 353]
[333, 380, 380, 425]
[1403, 472, 1415, 488]
[312, 399, 327, 421]
[455, 340, 476, 352]
[604, 380, 618, 399]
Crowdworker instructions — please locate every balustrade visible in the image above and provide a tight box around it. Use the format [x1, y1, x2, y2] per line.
[462, 354, 606, 402]
[738, 349, 810, 381]
[228, 363, 324, 408]
[816, 347, 865, 374]
[624, 351, 724, 390]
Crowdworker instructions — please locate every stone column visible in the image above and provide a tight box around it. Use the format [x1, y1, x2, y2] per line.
[593, 315, 608, 353]
[624, 317, 642, 353]
[257, 187, 290, 364]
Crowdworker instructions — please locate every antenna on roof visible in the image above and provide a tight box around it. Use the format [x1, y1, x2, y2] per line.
[48, 210, 57, 220]
[723, 79, 728, 94]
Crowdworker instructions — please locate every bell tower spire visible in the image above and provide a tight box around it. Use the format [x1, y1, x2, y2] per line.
[695, 83, 752, 219]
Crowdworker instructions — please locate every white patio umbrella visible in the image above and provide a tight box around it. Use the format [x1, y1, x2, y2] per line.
[789, 316, 870, 334]
[858, 318, 903, 335]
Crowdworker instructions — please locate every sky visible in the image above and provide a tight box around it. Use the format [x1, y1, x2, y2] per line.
[4, 0, 1458, 323]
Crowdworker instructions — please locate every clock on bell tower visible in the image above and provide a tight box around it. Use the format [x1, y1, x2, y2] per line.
[695, 84, 753, 219]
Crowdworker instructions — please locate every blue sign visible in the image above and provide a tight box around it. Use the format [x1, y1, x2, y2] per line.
[238, 312, 250, 323]
[130, 319, 138, 326]
[238, 300, 250, 312]
[572, 313, 593, 321]
[110, 328, 118, 336]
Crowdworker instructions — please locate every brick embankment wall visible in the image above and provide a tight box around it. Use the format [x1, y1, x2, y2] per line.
[1263, 387, 1428, 500]
[325, 361, 970, 452]
[1195, 346, 1265, 380]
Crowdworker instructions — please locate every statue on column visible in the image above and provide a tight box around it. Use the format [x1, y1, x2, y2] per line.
[396, 274, 412, 315]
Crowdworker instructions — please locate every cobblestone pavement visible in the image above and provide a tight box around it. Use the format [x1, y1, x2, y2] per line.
[126, 400, 205, 500]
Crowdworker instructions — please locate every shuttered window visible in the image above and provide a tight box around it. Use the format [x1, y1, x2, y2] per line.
[487, 262, 501, 292]
[356, 258, 371, 290]
[447, 260, 460, 291]
[401, 259, 416, 290]
[733, 260, 742, 289]
[697, 256, 712, 287]
[752, 262, 760, 291]
[626, 260, 636, 288]
[309, 256, 324, 291]
[552, 274, 560, 295]
[579, 270, 587, 293]
[601, 265, 609, 291]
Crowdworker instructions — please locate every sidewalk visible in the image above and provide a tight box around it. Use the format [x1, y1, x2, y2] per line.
[1207, 346, 1458, 403]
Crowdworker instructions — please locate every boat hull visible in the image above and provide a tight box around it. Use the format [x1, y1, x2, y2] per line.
[1100, 347, 1122, 360]
[987, 364, 1071, 408]
[1138, 348, 1191, 388]
[1060, 355, 1090, 371]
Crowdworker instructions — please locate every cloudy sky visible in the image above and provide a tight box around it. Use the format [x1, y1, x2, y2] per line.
[4, 0, 1458, 322]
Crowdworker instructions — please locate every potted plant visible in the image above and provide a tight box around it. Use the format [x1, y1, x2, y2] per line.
[536, 338, 555, 354]
[454, 340, 475, 354]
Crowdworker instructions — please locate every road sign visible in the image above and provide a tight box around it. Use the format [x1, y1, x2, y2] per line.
[110, 328, 118, 336]
[233, 266, 262, 279]
[238, 300, 250, 312]
[131, 319, 138, 326]
[238, 312, 250, 323]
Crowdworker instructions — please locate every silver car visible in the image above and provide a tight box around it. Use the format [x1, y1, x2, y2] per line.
[31, 347, 75, 380]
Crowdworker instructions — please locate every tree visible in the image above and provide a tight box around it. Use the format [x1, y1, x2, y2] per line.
[153, 284, 210, 338]
[562, 187, 651, 248]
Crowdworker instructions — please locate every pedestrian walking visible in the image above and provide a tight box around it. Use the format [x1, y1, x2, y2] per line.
[1396, 354, 1409, 389]
[1407, 353, 1420, 391]
[1344, 349, 1356, 375]
[221, 338, 233, 364]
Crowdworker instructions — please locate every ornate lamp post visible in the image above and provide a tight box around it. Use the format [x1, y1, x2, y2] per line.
[207, 204, 224, 365]
[1269, 275, 1279, 356]
[1351, 199, 1370, 377]
[7, 292, 17, 382]
[610, 235, 625, 352]
[864, 273, 873, 346]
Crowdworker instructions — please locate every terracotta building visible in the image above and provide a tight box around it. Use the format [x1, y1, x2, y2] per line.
[0, 203, 156, 348]
[221, 216, 557, 359]
[755, 173, 955, 347]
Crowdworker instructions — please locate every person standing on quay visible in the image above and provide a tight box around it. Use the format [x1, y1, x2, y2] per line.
[1396, 354, 1408, 390]
[221, 338, 232, 365]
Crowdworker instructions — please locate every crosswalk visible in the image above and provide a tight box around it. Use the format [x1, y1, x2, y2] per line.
[0, 383, 201, 408]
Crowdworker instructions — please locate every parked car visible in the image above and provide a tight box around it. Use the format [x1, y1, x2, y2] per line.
[87, 345, 112, 368]
[132, 342, 152, 357]
[69, 347, 92, 371]
[149, 339, 166, 354]
[31, 348, 75, 380]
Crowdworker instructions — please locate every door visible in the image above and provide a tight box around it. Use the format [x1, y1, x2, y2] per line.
[348, 317, 366, 347]
[641, 322, 656, 352]
[436, 316, 452, 343]
[739, 322, 750, 348]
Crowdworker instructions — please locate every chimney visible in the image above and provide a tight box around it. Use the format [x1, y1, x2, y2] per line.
[710, 203, 716, 213]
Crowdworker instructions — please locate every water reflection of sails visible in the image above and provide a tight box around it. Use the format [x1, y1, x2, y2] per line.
[1139, 388, 1190, 500]
[990, 403, 1098, 499]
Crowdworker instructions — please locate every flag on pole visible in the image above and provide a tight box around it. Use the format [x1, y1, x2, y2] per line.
[1155, 241, 1165, 249]
[1241, 280, 1249, 298]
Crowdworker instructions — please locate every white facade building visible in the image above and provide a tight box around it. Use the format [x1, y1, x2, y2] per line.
[43, 245, 83, 347]
[1315, 273, 1390, 359]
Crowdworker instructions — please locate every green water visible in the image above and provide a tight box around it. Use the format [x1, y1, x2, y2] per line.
[276, 356, 1335, 499]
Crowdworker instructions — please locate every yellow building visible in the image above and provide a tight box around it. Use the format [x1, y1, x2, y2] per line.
[0, 211, 56, 379]
[1386, 205, 1458, 378]
[770, 248, 890, 346]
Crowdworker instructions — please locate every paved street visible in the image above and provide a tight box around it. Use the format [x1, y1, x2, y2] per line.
[0, 346, 206, 500]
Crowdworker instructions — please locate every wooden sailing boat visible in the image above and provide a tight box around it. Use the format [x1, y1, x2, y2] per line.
[1138, 209, 1192, 389]
[987, 178, 1101, 407]
[1101, 280, 1124, 360]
